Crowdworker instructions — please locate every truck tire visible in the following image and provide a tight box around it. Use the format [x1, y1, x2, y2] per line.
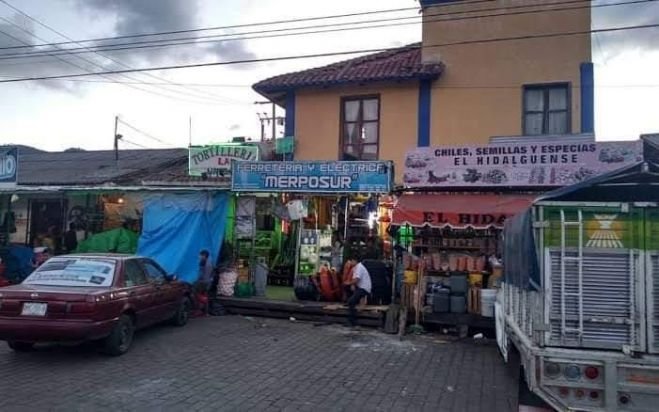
[7, 341, 34, 352]
[510, 346, 551, 409]
[102, 314, 134, 356]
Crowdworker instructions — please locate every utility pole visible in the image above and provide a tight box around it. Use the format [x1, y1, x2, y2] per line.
[271, 103, 276, 140]
[188, 115, 193, 147]
[255, 101, 283, 140]
[113, 115, 119, 161]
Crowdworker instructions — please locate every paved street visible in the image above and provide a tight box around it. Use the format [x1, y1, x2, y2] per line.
[0, 316, 518, 412]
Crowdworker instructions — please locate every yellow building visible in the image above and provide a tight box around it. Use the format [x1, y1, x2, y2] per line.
[253, 0, 593, 183]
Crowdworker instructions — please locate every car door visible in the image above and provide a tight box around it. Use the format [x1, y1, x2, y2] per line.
[122, 259, 157, 329]
[141, 259, 179, 321]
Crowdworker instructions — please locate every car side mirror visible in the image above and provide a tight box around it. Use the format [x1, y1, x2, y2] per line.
[164, 274, 177, 282]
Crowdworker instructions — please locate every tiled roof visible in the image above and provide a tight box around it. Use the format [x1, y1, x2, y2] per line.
[253, 43, 442, 95]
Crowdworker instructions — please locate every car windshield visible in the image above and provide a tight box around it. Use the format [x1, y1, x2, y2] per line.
[23, 257, 116, 287]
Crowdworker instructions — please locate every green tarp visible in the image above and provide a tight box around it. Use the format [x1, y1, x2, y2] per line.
[76, 228, 139, 254]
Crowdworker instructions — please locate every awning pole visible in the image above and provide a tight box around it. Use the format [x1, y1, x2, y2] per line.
[343, 196, 349, 242]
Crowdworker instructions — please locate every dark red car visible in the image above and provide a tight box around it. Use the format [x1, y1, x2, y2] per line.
[0, 254, 191, 356]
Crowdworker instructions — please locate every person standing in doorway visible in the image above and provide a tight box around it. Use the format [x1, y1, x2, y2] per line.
[64, 223, 78, 253]
[331, 231, 344, 273]
[343, 255, 372, 327]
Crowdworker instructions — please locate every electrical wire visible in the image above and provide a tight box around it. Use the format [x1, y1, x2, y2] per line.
[0, 1, 496, 51]
[2, 0, 649, 60]
[0, 21, 245, 106]
[0, 0, 251, 106]
[2, 74, 658, 89]
[1, 21, 657, 84]
[118, 118, 175, 147]
[118, 138, 149, 149]
[0, 75, 251, 87]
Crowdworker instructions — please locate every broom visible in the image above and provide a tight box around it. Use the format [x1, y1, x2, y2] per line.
[408, 259, 425, 335]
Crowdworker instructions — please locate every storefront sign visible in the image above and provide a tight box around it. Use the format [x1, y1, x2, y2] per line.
[189, 144, 259, 177]
[404, 139, 642, 188]
[392, 193, 535, 229]
[0, 147, 18, 187]
[422, 212, 508, 227]
[231, 161, 394, 193]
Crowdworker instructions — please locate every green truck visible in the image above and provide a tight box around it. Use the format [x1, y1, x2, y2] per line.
[499, 160, 659, 411]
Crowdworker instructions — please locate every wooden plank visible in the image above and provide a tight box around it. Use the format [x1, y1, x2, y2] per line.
[219, 297, 383, 319]
[422, 312, 494, 329]
[226, 307, 383, 327]
[323, 304, 389, 312]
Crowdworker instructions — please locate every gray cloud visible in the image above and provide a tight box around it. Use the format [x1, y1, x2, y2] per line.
[0, 14, 85, 92]
[593, 1, 659, 57]
[79, 0, 255, 65]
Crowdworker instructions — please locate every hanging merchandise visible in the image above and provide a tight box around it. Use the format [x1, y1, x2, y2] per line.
[296, 228, 333, 278]
[236, 197, 256, 239]
[272, 200, 291, 221]
[287, 199, 308, 221]
[366, 195, 378, 214]
[397, 225, 414, 248]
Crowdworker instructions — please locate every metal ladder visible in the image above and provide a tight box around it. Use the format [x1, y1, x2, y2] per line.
[560, 209, 584, 342]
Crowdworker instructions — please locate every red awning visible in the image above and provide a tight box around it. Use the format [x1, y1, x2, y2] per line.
[392, 193, 536, 229]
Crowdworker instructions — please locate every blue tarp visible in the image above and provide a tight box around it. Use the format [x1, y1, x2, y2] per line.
[5, 245, 34, 282]
[137, 193, 229, 284]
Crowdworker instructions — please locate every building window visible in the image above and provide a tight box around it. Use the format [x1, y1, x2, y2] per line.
[523, 84, 570, 135]
[341, 96, 380, 160]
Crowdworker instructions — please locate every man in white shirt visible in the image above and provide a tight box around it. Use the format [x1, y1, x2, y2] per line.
[344, 256, 372, 327]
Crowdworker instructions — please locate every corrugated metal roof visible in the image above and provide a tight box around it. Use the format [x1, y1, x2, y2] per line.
[16, 148, 187, 185]
[116, 156, 230, 188]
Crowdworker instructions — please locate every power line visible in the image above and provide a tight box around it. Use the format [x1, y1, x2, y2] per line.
[118, 138, 149, 149]
[0, 0, 249, 106]
[0, 76, 250, 87]
[0, 74, 251, 87]
[0, 1, 476, 51]
[0, 17, 236, 104]
[0, 17, 243, 106]
[1, 0, 644, 60]
[118, 118, 176, 147]
[1, 22, 658, 84]
[3, 74, 659, 89]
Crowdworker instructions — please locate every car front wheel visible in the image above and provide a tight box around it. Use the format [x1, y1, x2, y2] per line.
[171, 297, 191, 327]
[7, 341, 34, 352]
[103, 314, 134, 356]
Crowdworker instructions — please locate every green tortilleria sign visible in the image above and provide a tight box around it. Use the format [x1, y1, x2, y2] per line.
[189, 144, 259, 177]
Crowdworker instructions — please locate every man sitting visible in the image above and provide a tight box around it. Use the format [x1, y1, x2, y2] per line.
[343, 255, 372, 327]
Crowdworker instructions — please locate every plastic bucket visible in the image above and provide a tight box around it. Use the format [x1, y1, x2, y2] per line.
[480, 289, 497, 317]
[433, 289, 450, 313]
[449, 274, 468, 294]
[450, 294, 466, 313]
[404, 270, 418, 284]
[468, 273, 483, 287]
[253, 263, 268, 297]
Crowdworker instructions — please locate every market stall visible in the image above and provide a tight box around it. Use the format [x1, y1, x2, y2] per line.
[391, 193, 534, 325]
[397, 136, 643, 330]
[225, 160, 395, 305]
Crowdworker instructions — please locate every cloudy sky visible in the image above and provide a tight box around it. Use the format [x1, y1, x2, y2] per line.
[0, 0, 658, 151]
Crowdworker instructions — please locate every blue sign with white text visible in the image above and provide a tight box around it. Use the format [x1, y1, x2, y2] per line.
[0, 147, 18, 186]
[231, 161, 393, 193]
